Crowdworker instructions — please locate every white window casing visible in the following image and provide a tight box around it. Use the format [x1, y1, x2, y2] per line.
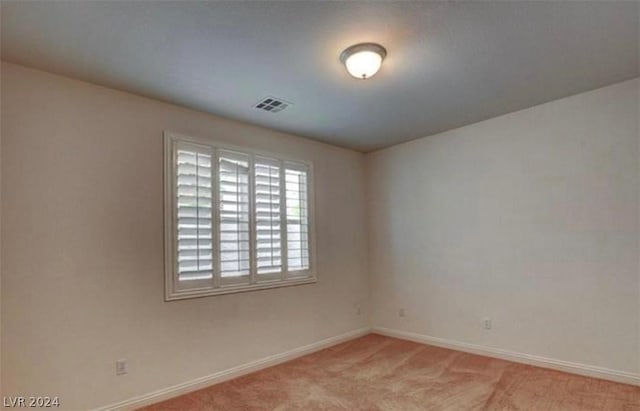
[164, 131, 316, 300]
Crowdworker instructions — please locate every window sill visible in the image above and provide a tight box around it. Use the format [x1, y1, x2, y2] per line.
[165, 276, 317, 301]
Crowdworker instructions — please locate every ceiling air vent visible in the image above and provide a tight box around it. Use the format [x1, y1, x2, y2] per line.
[254, 96, 291, 113]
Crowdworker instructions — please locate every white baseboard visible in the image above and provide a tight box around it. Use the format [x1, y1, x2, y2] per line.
[372, 326, 640, 386]
[95, 327, 371, 411]
[96, 325, 638, 410]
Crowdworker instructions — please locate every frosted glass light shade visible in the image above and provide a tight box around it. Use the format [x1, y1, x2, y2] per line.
[340, 43, 387, 80]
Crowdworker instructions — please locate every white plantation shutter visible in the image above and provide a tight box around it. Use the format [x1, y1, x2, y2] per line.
[285, 164, 310, 272]
[218, 151, 251, 279]
[254, 157, 282, 275]
[175, 145, 214, 282]
[165, 132, 314, 300]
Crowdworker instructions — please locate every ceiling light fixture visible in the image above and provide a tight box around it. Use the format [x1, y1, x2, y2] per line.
[340, 43, 387, 80]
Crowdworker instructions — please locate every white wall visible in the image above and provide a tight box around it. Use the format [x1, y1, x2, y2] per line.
[0, 62, 370, 410]
[0, 59, 3, 397]
[2, 61, 639, 409]
[367, 79, 640, 375]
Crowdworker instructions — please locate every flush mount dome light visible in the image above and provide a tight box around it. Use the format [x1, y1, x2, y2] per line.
[340, 43, 387, 80]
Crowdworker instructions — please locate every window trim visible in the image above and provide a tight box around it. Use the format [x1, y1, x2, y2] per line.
[164, 131, 316, 301]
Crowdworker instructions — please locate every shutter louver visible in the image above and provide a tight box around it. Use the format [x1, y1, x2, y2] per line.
[254, 158, 282, 274]
[176, 148, 213, 281]
[218, 151, 251, 278]
[285, 166, 310, 271]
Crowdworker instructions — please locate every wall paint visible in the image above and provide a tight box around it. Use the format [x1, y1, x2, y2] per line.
[367, 78, 640, 375]
[2, 60, 639, 409]
[0, 58, 3, 397]
[0, 63, 370, 409]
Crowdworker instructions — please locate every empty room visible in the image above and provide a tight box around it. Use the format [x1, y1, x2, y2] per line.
[1, 1, 639, 410]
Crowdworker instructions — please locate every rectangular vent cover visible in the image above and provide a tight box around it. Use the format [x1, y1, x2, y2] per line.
[254, 97, 291, 113]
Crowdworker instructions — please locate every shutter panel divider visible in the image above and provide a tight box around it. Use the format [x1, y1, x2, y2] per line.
[280, 159, 289, 280]
[173, 141, 215, 290]
[254, 156, 283, 279]
[208, 145, 216, 288]
[171, 139, 179, 293]
[285, 164, 310, 273]
[217, 150, 251, 283]
[212, 147, 221, 288]
[249, 155, 258, 285]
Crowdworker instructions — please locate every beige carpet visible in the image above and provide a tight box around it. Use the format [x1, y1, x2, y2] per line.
[141, 334, 640, 410]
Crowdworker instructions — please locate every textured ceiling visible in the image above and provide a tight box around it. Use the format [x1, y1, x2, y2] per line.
[2, 1, 638, 152]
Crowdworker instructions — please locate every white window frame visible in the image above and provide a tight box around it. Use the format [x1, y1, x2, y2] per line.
[164, 131, 316, 301]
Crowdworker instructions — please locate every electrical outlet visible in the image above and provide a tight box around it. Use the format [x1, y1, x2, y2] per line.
[483, 317, 492, 330]
[116, 359, 128, 375]
[399, 308, 406, 318]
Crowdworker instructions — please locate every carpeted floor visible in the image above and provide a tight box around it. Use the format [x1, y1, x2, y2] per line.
[140, 334, 640, 410]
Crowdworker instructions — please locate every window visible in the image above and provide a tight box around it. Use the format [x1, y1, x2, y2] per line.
[164, 132, 315, 300]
